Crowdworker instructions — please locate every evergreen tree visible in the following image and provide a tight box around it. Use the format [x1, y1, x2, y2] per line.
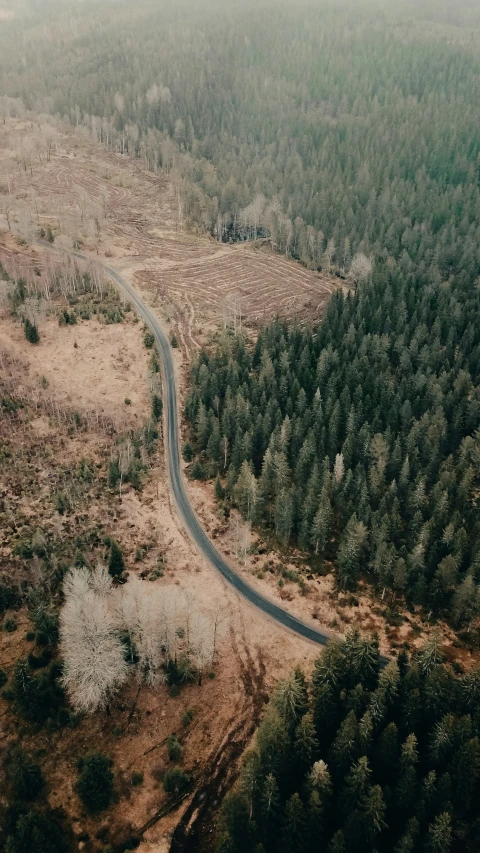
[108, 541, 125, 579]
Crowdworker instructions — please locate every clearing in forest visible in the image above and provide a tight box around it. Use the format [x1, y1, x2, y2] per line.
[0, 119, 342, 357]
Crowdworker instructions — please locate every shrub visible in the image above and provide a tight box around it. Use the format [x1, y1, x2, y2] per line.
[28, 649, 51, 669]
[131, 771, 143, 786]
[170, 333, 179, 348]
[149, 351, 160, 373]
[143, 330, 155, 349]
[4, 617, 18, 632]
[182, 442, 194, 462]
[108, 459, 120, 488]
[181, 708, 194, 727]
[152, 395, 163, 421]
[190, 459, 204, 480]
[8, 749, 44, 801]
[167, 736, 183, 763]
[28, 589, 59, 645]
[12, 658, 67, 726]
[24, 318, 40, 344]
[59, 310, 77, 326]
[0, 668, 7, 687]
[76, 752, 114, 815]
[162, 767, 191, 796]
[108, 541, 125, 579]
[0, 582, 19, 614]
[4, 807, 67, 853]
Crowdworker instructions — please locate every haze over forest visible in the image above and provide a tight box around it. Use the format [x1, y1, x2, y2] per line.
[1, 2, 480, 853]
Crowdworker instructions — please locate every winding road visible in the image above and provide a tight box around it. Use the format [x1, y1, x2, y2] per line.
[106, 261, 336, 647]
[42, 242, 335, 646]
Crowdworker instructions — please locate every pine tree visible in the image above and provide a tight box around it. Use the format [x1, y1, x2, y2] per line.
[425, 812, 452, 853]
[108, 541, 125, 579]
[281, 793, 307, 853]
[75, 752, 114, 814]
[24, 318, 40, 343]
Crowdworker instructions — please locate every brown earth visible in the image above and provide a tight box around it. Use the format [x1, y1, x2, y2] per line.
[0, 264, 320, 853]
[0, 118, 343, 361]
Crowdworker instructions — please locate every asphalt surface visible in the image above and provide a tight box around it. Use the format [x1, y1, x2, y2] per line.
[39, 242, 338, 647]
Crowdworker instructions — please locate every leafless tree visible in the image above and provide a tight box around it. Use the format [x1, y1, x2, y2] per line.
[349, 252, 373, 284]
[60, 567, 128, 713]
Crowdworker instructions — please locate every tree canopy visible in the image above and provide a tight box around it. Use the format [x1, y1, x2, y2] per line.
[186, 261, 480, 626]
[218, 631, 480, 853]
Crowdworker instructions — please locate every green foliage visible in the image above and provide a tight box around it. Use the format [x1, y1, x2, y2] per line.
[108, 458, 121, 488]
[27, 588, 59, 645]
[181, 708, 194, 727]
[0, 668, 7, 687]
[108, 541, 125, 579]
[182, 441, 194, 462]
[0, 582, 19, 614]
[162, 766, 191, 796]
[75, 752, 114, 815]
[170, 332, 179, 348]
[12, 658, 67, 726]
[187, 263, 480, 624]
[7, 749, 44, 801]
[24, 318, 40, 344]
[167, 735, 183, 763]
[59, 309, 77, 326]
[218, 631, 480, 853]
[6, 2, 480, 281]
[4, 616, 18, 632]
[131, 771, 144, 786]
[10, 279, 26, 312]
[152, 394, 163, 421]
[3, 806, 67, 853]
[143, 330, 155, 349]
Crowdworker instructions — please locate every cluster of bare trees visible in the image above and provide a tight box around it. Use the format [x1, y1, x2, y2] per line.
[0, 248, 108, 302]
[60, 565, 222, 713]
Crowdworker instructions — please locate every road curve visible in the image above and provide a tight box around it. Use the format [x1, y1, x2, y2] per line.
[40, 242, 336, 647]
[106, 263, 336, 647]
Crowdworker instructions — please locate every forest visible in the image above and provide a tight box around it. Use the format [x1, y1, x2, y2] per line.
[1, 0, 480, 275]
[2, 0, 480, 849]
[217, 631, 480, 853]
[185, 261, 480, 628]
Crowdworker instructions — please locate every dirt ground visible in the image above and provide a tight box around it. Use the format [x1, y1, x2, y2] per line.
[0, 258, 320, 853]
[0, 119, 343, 360]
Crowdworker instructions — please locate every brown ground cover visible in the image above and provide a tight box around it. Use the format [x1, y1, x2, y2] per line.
[0, 119, 343, 359]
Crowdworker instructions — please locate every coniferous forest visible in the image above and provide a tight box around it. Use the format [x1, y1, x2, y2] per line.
[3, 1, 480, 851]
[217, 631, 480, 853]
[185, 263, 480, 627]
[1, 0, 480, 276]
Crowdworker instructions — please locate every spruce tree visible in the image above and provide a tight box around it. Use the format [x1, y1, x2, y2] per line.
[108, 541, 125, 579]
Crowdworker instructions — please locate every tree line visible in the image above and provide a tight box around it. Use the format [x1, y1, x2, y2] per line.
[185, 260, 480, 627]
[218, 631, 480, 853]
[1, 0, 480, 276]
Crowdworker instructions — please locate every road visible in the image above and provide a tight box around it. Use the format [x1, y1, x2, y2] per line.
[41, 242, 335, 646]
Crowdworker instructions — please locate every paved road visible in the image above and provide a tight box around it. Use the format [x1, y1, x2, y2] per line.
[41, 242, 335, 646]
[105, 262, 336, 647]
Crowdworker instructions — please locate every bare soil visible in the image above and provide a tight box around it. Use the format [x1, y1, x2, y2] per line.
[0, 119, 343, 360]
[0, 263, 319, 853]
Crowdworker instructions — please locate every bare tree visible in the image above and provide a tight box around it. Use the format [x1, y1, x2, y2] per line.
[349, 252, 373, 285]
[60, 567, 128, 713]
[0, 194, 13, 230]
